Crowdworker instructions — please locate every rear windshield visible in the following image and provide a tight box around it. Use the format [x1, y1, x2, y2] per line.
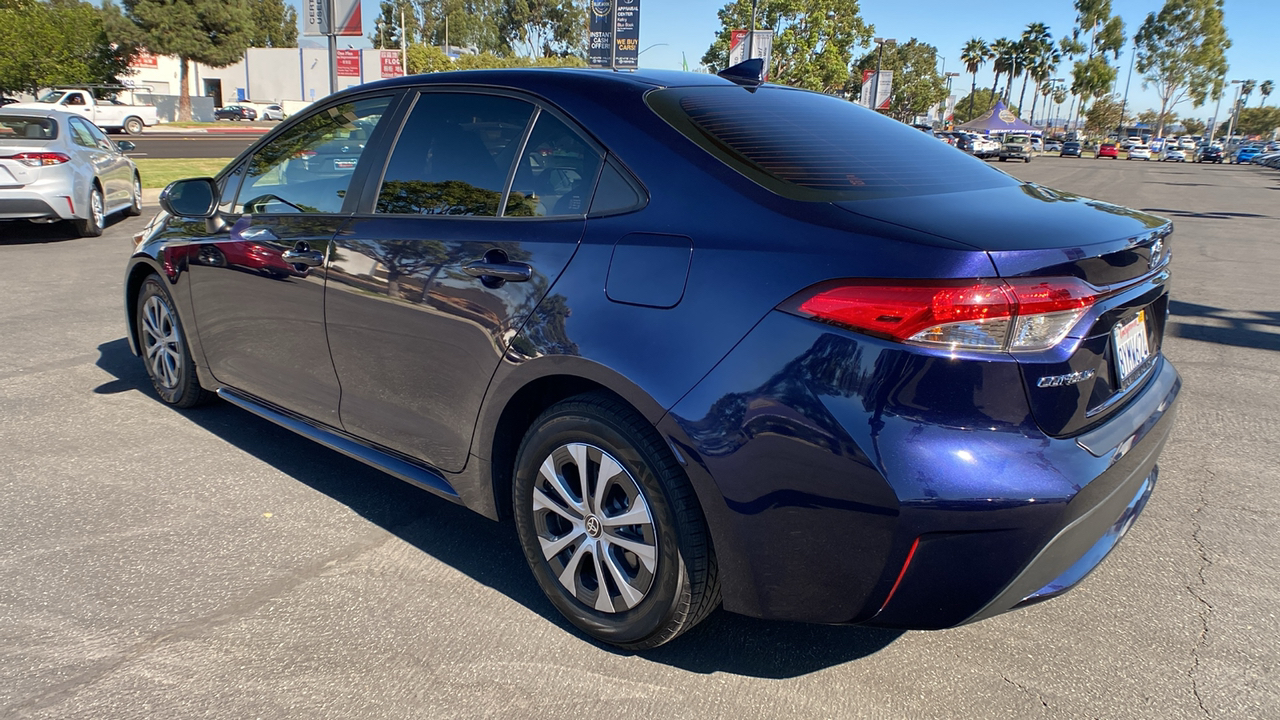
[0, 115, 58, 140]
[646, 85, 1015, 201]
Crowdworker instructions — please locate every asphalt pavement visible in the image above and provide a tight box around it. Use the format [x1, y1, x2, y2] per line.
[0, 157, 1277, 719]
[125, 133, 262, 159]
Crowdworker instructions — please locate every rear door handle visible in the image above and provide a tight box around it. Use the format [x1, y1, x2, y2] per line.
[463, 259, 532, 282]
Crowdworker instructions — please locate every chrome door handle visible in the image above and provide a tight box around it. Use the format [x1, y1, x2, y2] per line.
[282, 248, 325, 266]
[463, 259, 532, 282]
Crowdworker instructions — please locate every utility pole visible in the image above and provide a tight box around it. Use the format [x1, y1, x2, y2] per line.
[400, 8, 407, 74]
[1119, 38, 1136, 137]
[1225, 79, 1244, 144]
[747, 0, 757, 61]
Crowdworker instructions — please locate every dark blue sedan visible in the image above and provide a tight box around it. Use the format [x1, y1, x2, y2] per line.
[125, 64, 1180, 648]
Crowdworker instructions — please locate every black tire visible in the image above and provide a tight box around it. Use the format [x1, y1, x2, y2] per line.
[124, 173, 142, 217]
[72, 185, 104, 237]
[136, 275, 213, 408]
[512, 393, 719, 649]
[124, 116, 144, 135]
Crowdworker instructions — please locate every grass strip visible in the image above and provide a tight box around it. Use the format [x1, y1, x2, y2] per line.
[134, 158, 233, 189]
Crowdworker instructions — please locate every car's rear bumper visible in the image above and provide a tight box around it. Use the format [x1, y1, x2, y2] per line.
[663, 311, 1180, 628]
[0, 192, 73, 220]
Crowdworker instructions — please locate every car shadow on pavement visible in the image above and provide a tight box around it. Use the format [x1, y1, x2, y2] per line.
[1168, 300, 1280, 352]
[93, 337, 903, 677]
[0, 216, 131, 245]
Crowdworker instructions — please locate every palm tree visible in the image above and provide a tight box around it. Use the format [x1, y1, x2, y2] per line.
[1019, 23, 1052, 118]
[1027, 44, 1061, 127]
[961, 38, 989, 122]
[1258, 80, 1273, 107]
[990, 38, 1017, 107]
[1241, 79, 1256, 107]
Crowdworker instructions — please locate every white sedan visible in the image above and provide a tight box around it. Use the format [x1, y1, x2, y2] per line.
[1161, 148, 1187, 162]
[0, 108, 140, 237]
[1128, 144, 1152, 160]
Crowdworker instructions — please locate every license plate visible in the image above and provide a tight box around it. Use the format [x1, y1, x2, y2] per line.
[1113, 309, 1151, 384]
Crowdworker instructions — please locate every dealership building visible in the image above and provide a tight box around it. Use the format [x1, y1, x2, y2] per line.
[122, 47, 407, 121]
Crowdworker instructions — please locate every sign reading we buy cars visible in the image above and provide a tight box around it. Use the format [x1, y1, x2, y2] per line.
[588, 0, 641, 69]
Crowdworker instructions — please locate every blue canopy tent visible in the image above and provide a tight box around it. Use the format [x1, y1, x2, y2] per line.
[956, 100, 1039, 135]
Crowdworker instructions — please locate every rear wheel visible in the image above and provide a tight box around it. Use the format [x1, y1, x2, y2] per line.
[124, 116, 144, 135]
[72, 185, 104, 237]
[136, 276, 213, 408]
[512, 393, 719, 649]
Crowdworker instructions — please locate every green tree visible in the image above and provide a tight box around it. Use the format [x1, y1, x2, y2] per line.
[495, 0, 583, 57]
[952, 88, 1018, 125]
[701, 0, 874, 95]
[989, 37, 1016, 105]
[1018, 23, 1052, 117]
[1134, 0, 1230, 139]
[853, 38, 946, 122]
[1085, 93, 1125, 133]
[1260, 80, 1273, 107]
[1069, 0, 1126, 128]
[123, 0, 253, 121]
[415, 0, 499, 53]
[0, 0, 132, 95]
[247, 0, 297, 47]
[1179, 116, 1205, 134]
[1235, 107, 1280, 137]
[960, 38, 989, 123]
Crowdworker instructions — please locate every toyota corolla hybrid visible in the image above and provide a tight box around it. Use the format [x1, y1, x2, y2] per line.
[124, 63, 1180, 649]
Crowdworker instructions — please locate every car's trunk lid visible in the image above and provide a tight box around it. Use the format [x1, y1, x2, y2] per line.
[0, 143, 45, 187]
[835, 182, 1174, 438]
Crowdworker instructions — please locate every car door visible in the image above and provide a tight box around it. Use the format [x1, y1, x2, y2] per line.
[65, 117, 119, 203]
[75, 117, 130, 206]
[185, 93, 398, 427]
[325, 90, 603, 472]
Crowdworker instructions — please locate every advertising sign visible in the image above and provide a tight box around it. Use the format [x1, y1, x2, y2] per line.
[332, 0, 362, 36]
[588, 0, 613, 68]
[380, 50, 404, 78]
[727, 29, 773, 79]
[130, 49, 158, 68]
[612, 0, 639, 69]
[336, 49, 361, 77]
[859, 70, 892, 110]
[304, 0, 330, 36]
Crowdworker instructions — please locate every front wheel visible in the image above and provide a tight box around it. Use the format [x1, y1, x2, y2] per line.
[136, 276, 213, 408]
[513, 393, 719, 649]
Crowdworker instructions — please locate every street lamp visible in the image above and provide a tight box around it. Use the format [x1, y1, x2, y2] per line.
[1207, 79, 1238, 145]
[1119, 37, 1137, 137]
[638, 43, 667, 56]
[870, 38, 895, 112]
[942, 72, 960, 125]
[1224, 79, 1244, 145]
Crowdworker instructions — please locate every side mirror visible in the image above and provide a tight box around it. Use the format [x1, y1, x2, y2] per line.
[116, 140, 136, 153]
[159, 177, 218, 218]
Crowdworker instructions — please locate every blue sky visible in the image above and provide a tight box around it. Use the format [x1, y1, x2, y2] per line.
[309, 0, 1276, 120]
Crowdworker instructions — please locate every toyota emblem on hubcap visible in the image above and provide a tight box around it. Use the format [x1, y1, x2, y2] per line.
[585, 515, 602, 537]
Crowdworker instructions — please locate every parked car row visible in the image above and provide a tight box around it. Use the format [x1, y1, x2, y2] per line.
[213, 104, 287, 121]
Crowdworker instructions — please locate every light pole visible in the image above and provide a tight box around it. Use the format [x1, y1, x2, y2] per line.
[747, 0, 758, 61]
[870, 38, 895, 112]
[1119, 38, 1137, 138]
[638, 43, 667, 56]
[943, 72, 959, 125]
[1042, 78, 1063, 131]
[1225, 79, 1244, 145]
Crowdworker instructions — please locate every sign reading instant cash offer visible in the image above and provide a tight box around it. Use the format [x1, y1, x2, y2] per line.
[587, 0, 640, 69]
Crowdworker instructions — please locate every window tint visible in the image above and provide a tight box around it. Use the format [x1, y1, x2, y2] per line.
[506, 112, 602, 217]
[0, 116, 57, 140]
[588, 158, 643, 216]
[376, 92, 533, 216]
[81, 119, 113, 149]
[647, 86, 1016, 201]
[67, 117, 97, 148]
[236, 95, 391, 214]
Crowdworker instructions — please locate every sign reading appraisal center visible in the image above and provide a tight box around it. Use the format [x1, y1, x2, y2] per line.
[587, 0, 640, 69]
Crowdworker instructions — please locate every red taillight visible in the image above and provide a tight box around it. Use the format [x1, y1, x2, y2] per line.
[788, 278, 1097, 352]
[5, 152, 71, 167]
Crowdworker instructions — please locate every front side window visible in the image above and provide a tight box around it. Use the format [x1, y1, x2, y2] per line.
[236, 95, 391, 214]
[375, 92, 534, 217]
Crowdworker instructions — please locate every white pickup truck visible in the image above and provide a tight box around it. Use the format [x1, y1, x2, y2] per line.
[9, 88, 159, 135]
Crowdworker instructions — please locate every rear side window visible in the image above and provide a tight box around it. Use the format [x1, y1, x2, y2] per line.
[0, 116, 57, 140]
[647, 86, 1016, 201]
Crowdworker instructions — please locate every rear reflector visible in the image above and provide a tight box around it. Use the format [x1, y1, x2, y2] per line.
[784, 278, 1097, 352]
[4, 152, 71, 167]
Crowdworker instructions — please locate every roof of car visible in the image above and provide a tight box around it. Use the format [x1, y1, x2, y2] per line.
[0, 107, 74, 119]
[354, 67, 746, 96]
